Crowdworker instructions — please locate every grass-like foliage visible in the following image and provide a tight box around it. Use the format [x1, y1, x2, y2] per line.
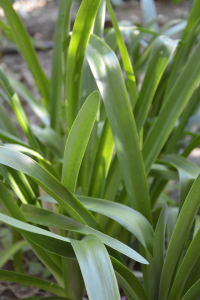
[0, 0, 200, 299]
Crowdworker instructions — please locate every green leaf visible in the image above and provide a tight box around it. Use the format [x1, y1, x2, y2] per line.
[0, 240, 27, 268]
[105, 0, 137, 108]
[150, 163, 178, 181]
[65, 0, 102, 132]
[181, 280, 200, 300]
[0, 270, 65, 297]
[33, 127, 64, 158]
[0, 103, 19, 137]
[93, 0, 106, 38]
[153, 204, 168, 300]
[165, 86, 200, 154]
[50, 0, 73, 132]
[103, 155, 122, 201]
[140, 0, 158, 32]
[168, 229, 200, 300]
[0, 212, 75, 258]
[62, 91, 100, 192]
[143, 40, 200, 173]
[164, 21, 187, 37]
[86, 34, 152, 223]
[0, 146, 101, 230]
[163, 17, 200, 106]
[0, 180, 27, 221]
[0, 164, 36, 205]
[22, 204, 148, 264]
[0, 67, 39, 152]
[181, 0, 200, 41]
[89, 119, 114, 198]
[166, 207, 179, 246]
[182, 134, 200, 157]
[78, 122, 98, 196]
[134, 35, 177, 133]
[159, 173, 200, 300]
[0, 128, 29, 147]
[0, 0, 49, 105]
[71, 235, 121, 300]
[10, 78, 49, 127]
[111, 257, 148, 300]
[38, 195, 154, 254]
[4, 143, 60, 180]
[161, 155, 200, 209]
[0, 176, 63, 285]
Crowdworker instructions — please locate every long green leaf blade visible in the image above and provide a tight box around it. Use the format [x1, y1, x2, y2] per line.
[153, 204, 168, 300]
[62, 91, 100, 192]
[134, 35, 177, 133]
[168, 229, 200, 300]
[65, 0, 102, 132]
[22, 204, 148, 264]
[0, 270, 65, 297]
[161, 155, 200, 209]
[0, 67, 39, 152]
[71, 235, 121, 300]
[105, 0, 137, 108]
[50, 0, 73, 132]
[39, 194, 154, 254]
[0, 180, 27, 221]
[143, 40, 200, 173]
[181, 280, 200, 300]
[86, 34, 152, 223]
[0, 240, 27, 268]
[159, 173, 200, 300]
[0, 146, 101, 230]
[89, 119, 114, 198]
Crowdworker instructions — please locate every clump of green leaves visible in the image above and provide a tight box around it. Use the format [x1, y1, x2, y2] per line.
[0, 0, 200, 299]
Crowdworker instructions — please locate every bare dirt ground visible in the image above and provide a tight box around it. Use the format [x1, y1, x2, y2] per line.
[0, 1, 199, 299]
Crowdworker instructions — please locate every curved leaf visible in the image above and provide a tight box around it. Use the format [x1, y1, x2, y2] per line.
[0, 270, 65, 297]
[143, 40, 200, 173]
[168, 229, 200, 300]
[0, 213, 76, 258]
[0, 128, 29, 147]
[93, 0, 106, 38]
[50, 0, 73, 132]
[165, 86, 200, 154]
[65, 0, 102, 132]
[22, 204, 148, 264]
[0, 180, 27, 221]
[161, 155, 200, 209]
[159, 173, 200, 300]
[153, 204, 168, 300]
[0, 146, 101, 230]
[111, 257, 148, 300]
[89, 119, 114, 198]
[181, 280, 200, 300]
[134, 35, 177, 133]
[38, 195, 154, 255]
[140, 0, 158, 32]
[10, 78, 49, 127]
[33, 127, 64, 158]
[105, 0, 137, 108]
[0, 240, 27, 268]
[62, 91, 100, 192]
[71, 235, 121, 300]
[0, 67, 39, 152]
[86, 34, 152, 223]
[0, 103, 19, 137]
